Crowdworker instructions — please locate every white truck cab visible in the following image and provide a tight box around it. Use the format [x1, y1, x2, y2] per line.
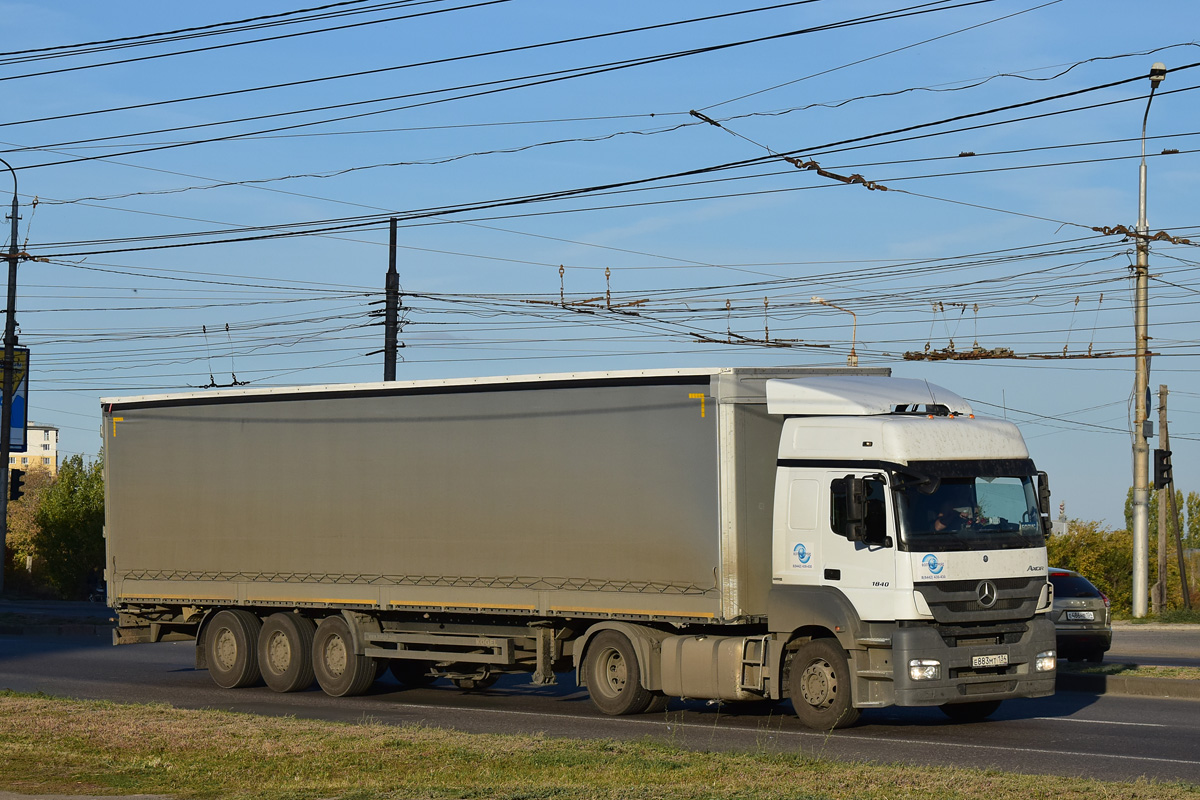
[765, 376, 1056, 726]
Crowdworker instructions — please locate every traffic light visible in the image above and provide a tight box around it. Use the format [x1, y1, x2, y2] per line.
[8, 468, 24, 502]
[1154, 448, 1173, 490]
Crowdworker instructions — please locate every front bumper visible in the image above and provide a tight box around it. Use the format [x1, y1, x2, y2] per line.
[890, 616, 1057, 707]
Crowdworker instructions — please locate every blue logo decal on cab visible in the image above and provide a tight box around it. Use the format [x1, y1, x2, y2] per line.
[794, 542, 811, 564]
[922, 553, 944, 575]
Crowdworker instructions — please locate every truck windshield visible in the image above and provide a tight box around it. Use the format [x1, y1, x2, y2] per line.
[893, 465, 1044, 552]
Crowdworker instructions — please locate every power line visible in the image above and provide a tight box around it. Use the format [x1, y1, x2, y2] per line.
[11, 0, 999, 170]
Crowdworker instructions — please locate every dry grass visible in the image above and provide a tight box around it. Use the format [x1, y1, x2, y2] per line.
[0, 691, 1197, 800]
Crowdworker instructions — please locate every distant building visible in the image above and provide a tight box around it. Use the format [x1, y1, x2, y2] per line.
[1051, 501, 1069, 537]
[8, 422, 59, 475]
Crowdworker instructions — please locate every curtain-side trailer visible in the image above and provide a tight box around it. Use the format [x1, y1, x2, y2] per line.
[103, 367, 1057, 729]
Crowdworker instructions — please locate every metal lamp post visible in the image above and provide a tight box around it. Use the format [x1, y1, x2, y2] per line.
[1132, 62, 1167, 619]
[812, 296, 858, 367]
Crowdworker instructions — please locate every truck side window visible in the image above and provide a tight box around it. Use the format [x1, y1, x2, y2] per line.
[830, 477, 887, 542]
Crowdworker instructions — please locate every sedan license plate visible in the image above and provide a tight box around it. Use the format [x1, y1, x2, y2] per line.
[1066, 610, 1095, 621]
[971, 653, 1009, 669]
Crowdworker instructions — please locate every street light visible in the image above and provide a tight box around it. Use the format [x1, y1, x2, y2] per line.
[812, 296, 858, 367]
[0, 157, 17, 595]
[1132, 62, 1166, 619]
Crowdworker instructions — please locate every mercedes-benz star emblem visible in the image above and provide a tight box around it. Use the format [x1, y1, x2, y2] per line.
[976, 580, 998, 609]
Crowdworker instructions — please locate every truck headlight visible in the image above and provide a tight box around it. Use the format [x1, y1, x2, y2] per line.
[909, 659, 941, 681]
[1035, 650, 1056, 672]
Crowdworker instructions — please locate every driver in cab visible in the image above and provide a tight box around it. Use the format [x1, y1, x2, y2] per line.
[933, 498, 979, 532]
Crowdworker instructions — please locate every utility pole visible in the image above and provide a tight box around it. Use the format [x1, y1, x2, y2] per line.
[1158, 385, 1192, 610]
[0, 158, 19, 595]
[1132, 63, 1167, 618]
[383, 217, 398, 382]
[1155, 385, 1169, 613]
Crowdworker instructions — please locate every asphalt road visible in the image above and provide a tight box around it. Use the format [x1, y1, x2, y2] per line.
[1107, 623, 1200, 667]
[1, 632, 1198, 786]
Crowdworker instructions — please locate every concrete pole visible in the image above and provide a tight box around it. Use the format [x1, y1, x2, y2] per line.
[1132, 63, 1166, 618]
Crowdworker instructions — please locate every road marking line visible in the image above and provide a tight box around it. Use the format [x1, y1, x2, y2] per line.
[1032, 716, 1165, 727]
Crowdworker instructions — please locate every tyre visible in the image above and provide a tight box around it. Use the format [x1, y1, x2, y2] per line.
[257, 613, 316, 693]
[1084, 650, 1105, 664]
[939, 699, 1002, 722]
[390, 660, 437, 687]
[205, 610, 263, 689]
[788, 639, 860, 730]
[312, 616, 378, 697]
[585, 630, 654, 716]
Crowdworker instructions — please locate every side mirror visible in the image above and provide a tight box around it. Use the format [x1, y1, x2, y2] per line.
[1037, 471, 1052, 534]
[844, 476, 866, 542]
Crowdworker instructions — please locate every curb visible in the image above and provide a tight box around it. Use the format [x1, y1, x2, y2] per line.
[1056, 671, 1200, 700]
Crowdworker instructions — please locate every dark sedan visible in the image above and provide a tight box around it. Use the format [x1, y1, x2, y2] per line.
[1049, 567, 1112, 662]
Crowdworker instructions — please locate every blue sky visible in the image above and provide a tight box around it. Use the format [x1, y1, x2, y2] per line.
[1, 0, 1198, 527]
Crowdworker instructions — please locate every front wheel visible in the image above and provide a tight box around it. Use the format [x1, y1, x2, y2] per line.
[788, 639, 860, 730]
[939, 700, 1002, 722]
[585, 630, 654, 716]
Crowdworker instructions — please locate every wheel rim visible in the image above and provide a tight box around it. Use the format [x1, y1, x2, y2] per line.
[799, 657, 837, 709]
[213, 627, 238, 671]
[323, 635, 348, 677]
[599, 647, 627, 696]
[265, 630, 291, 675]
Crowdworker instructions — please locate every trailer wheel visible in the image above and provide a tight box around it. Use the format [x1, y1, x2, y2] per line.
[390, 660, 437, 688]
[312, 616, 378, 697]
[584, 630, 654, 716]
[205, 610, 262, 689]
[257, 613, 316, 693]
[788, 639, 860, 730]
[939, 700, 1002, 722]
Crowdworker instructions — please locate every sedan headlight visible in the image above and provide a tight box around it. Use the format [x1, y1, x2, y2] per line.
[909, 659, 941, 681]
[1035, 650, 1056, 672]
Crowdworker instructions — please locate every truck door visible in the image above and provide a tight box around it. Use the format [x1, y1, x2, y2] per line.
[822, 471, 897, 621]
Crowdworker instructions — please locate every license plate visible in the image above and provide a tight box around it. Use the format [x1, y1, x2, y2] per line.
[1066, 610, 1095, 621]
[971, 653, 1009, 668]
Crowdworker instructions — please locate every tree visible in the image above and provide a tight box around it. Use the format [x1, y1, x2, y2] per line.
[33, 455, 104, 599]
[3, 464, 55, 570]
[1047, 518, 1133, 613]
[1123, 486, 1183, 537]
[1188, 491, 1200, 547]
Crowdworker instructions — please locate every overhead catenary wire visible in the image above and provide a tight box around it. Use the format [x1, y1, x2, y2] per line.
[8, 0, 1004, 170]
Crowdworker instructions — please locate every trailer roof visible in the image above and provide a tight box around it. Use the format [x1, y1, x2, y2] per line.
[101, 366, 884, 408]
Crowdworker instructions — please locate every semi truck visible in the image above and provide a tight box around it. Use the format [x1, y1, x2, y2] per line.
[102, 367, 1057, 729]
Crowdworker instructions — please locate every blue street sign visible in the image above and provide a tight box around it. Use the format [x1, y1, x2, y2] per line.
[5, 347, 29, 453]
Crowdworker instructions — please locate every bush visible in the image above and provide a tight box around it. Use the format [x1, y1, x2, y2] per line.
[1047, 519, 1132, 613]
[32, 455, 104, 599]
